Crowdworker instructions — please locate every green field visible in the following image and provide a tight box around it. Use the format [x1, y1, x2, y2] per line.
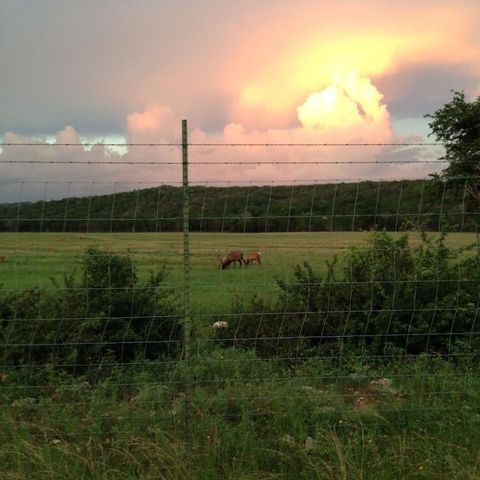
[0, 231, 477, 316]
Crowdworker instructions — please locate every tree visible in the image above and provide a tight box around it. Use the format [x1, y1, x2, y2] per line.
[427, 91, 480, 214]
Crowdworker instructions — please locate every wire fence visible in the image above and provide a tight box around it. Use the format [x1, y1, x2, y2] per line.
[0, 126, 479, 446]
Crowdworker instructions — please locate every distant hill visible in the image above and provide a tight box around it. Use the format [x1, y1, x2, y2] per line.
[0, 180, 476, 232]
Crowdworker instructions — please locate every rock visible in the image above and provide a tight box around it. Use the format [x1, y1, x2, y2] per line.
[369, 378, 398, 395]
[300, 386, 315, 394]
[11, 397, 37, 407]
[305, 436, 314, 451]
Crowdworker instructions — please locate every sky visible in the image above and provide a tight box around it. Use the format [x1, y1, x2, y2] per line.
[1, 0, 480, 201]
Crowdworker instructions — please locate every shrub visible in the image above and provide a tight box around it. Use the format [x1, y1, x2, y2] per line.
[223, 232, 480, 360]
[0, 249, 181, 376]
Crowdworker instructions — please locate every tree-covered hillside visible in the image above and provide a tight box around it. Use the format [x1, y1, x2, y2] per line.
[0, 180, 477, 232]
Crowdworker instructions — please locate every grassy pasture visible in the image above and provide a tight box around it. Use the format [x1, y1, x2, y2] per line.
[0, 231, 477, 317]
[1, 231, 480, 478]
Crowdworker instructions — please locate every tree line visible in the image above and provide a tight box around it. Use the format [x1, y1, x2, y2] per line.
[0, 179, 478, 233]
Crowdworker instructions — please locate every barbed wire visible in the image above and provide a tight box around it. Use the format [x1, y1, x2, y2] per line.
[1, 141, 446, 147]
[0, 159, 450, 165]
[0, 175, 479, 184]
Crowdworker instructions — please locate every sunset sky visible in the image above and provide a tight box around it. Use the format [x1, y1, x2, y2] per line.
[1, 0, 480, 199]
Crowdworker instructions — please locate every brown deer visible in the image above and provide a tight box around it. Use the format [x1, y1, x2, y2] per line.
[244, 252, 261, 266]
[0, 256, 5, 264]
[217, 251, 245, 270]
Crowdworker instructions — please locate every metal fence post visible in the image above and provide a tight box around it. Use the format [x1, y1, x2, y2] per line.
[182, 120, 190, 360]
[182, 119, 191, 436]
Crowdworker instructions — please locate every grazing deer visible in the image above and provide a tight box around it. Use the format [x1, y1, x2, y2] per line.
[0, 256, 5, 264]
[244, 252, 261, 266]
[217, 251, 245, 270]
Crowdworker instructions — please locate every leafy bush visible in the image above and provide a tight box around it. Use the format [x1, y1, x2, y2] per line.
[223, 232, 480, 359]
[0, 249, 181, 375]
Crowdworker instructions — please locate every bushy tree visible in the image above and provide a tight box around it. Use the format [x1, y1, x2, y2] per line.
[427, 91, 480, 215]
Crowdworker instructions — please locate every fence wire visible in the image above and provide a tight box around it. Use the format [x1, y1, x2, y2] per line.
[0, 142, 479, 448]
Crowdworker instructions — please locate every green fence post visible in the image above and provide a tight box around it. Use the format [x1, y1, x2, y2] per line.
[182, 119, 191, 437]
[182, 120, 190, 360]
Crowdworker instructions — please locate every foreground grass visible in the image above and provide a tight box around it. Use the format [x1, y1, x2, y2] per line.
[0, 232, 477, 317]
[3, 426, 479, 480]
[1, 352, 479, 479]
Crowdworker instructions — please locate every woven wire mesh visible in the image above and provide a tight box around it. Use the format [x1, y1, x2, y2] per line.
[0, 143, 479, 443]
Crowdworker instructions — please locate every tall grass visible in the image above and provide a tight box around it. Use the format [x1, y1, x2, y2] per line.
[1, 353, 479, 479]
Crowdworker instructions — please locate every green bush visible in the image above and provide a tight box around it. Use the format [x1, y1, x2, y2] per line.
[223, 232, 480, 359]
[0, 249, 181, 376]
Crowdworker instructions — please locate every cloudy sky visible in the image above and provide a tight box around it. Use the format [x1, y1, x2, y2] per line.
[1, 0, 480, 200]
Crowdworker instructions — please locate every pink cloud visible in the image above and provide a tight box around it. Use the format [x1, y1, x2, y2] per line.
[0, 90, 443, 203]
[126, 106, 176, 142]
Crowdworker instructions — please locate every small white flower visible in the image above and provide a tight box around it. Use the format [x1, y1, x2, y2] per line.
[212, 321, 228, 329]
